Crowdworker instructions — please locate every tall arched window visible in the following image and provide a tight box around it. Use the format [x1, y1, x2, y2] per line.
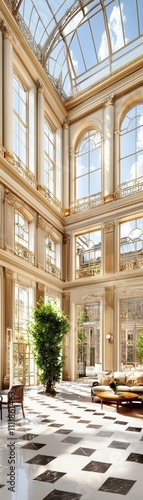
[44, 118, 55, 196]
[15, 211, 34, 264]
[75, 130, 102, 202]
[120, 104, 143, 193]
[13, 74, 28, 169]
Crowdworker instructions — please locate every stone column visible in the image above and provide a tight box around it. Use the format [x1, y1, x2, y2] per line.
[3, 26, 13, 161]
[62, 292, 71, 381]
[104, 95, 114, 202]
[69, 148, 75, 208]
[70, 301, 76, 381]
[0, 21, 3, 150]
[37, 215, 45, 270]
[63, 233, 70, 282]
[3, 268, 14, 388]
[37, 81, 44, 186]
[36, 283, 45, 305]
[104, 221, 115, 274]
[63, 120, 70, 210]
[4, 190, 15, 251]
[104, 286, 114, 372]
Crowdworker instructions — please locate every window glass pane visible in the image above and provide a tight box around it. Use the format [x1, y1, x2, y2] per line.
[90, 170, 101, 195]
[76, 154, 88, 177]
[120, 130, 135, 158]
[76, 175, 88, 198]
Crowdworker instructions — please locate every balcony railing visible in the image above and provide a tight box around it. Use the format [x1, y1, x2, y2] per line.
[115, 176, 143, 199]
[120, 256, 143, 271]
[76, 262, 101, 279]
[70, 192, 103, 214]
[38, 185, 63, 213]
[45, 258, 61, 279]
[15, 243, 35, 264]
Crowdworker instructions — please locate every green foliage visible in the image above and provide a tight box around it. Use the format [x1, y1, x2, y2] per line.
[136, 329, 143, 364]
[28, 298, 69, 394]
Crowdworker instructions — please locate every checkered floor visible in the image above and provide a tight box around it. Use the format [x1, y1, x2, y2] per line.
[0, 382, 143, 499]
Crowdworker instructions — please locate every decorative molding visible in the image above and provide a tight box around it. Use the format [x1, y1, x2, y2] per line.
[115, 287, 143, 297]
[37, 282, 45, 292]
[36, 79, 44, 94]
[4, 189, 15, 205]
[3, 24, 13, 42]
[63, 118, 70, 129]
[37, 215, 46, 231]
[104, 94, 114, 107]
[63, 233, 70, 244]
[5, 268, 13, 279]
[104, 221, 115, 233]
[82, 290, 104, 302]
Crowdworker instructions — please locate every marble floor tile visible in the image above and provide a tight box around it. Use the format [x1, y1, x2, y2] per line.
[86, 424, 102, 428]
[21, 442, 46, 450]
[96, 430, 114, 437]
[126, 452, 143, 463]
[98, 476, 136, 495]
[26, 454, 56, 465]
[61, 437, 82, 444]
[34, 470, 66, 483]
[82, 460, 112, 473]
[42, 490, 82, 499]
[126, 426, 142, 432]
[72, 447, 95, 456]
[54, 429, 73, 434]
[19, 433, 39, 440]
[108, 440, 130, 449]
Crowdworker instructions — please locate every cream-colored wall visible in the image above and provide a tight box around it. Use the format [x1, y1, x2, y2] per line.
[0, 7, 143, 386]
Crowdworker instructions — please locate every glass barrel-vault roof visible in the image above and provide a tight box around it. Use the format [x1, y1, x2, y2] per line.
[6, 0, 143, 101]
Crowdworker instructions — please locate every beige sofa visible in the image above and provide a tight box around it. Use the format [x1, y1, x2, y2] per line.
[91, 370, 143, 401]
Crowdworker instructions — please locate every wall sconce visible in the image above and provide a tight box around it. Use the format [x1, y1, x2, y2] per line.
[106, 332, 113, 343]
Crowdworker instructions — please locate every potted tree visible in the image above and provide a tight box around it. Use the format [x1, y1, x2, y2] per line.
[136, 329, 143, 366]
[28, 298, 69, 395]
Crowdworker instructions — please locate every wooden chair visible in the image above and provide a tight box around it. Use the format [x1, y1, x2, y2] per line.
[1, 384, 25, 420]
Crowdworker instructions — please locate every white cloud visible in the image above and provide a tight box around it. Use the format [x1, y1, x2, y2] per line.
[99, 2, 128, 61]
[121, 221, 132, 238]
[130, 154, 143, 179]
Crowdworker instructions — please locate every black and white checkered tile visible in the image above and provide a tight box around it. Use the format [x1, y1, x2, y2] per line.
[0, 382, 143, 499]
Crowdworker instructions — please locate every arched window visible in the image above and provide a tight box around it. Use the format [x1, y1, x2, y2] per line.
[45, 234, 61, 279]
[15, 212, 28, 248]
[44, 118, 55, 196]
[120, 104, 143, 193]
[75, 130, 102, 202]
[120, 216, 143, 271]
[15, 211, 34, 264]
[13, 75, 28, 169]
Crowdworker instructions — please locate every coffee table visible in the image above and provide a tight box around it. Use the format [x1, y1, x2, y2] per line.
[97, 391, 139, 411]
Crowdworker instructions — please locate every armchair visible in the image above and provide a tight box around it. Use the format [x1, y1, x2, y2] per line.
[0, 384, 25, 420]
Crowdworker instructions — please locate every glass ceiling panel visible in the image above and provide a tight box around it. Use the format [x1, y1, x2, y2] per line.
[4, 0, 143, 101]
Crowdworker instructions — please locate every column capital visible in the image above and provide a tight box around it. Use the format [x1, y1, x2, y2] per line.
[63, 233, 70, 244]
[105, 94, 114, 107]
[3, 25, 13, 42]
[63, 118, 70, 129]
[37, 282, 45, 292]
[37, 79, 44, 94]
[104, 221, 115, 233]
[5, 268, 14, 279]
[4, 189, 15, 206]
[37, 215, 45, 230]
